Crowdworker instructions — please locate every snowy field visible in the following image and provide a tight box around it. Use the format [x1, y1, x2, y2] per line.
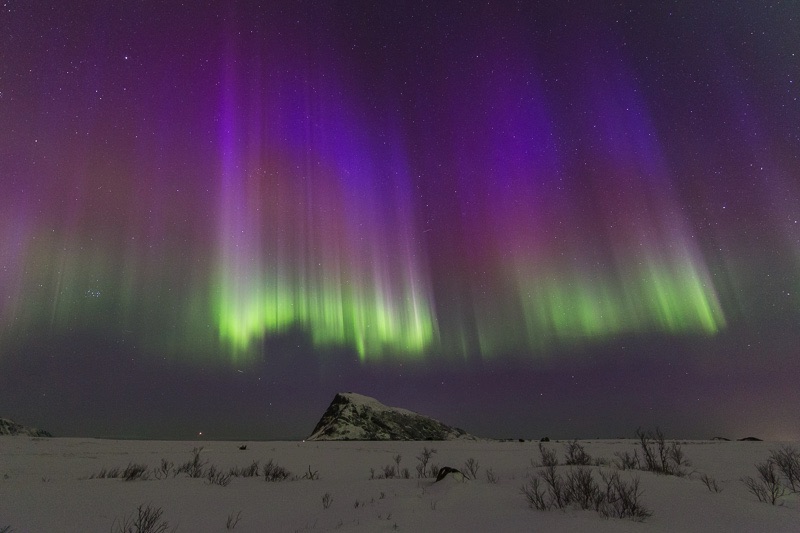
[1, 437, 798, 532]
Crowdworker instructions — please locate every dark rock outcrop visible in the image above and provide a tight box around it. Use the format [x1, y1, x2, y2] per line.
[307, 392, 477, 441]
[435, 466, 467, 482]
[0, 417, 52, 437]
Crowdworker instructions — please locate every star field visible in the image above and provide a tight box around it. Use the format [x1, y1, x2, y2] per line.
[1, 1, 798, 440]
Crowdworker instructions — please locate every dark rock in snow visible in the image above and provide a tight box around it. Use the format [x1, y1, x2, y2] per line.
[0, 417, 52, 437]
[737, 436, 763, 442]
[307, 392, 477, 441]
[435, 466, 467, 482]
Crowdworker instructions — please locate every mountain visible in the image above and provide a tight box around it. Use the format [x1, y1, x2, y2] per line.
[0, 417, 53, 437]
[307, 392, 477, 441]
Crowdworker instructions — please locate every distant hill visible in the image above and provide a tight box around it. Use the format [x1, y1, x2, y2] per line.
[0, 417, 52, 437]
[308, 392, 477, 441]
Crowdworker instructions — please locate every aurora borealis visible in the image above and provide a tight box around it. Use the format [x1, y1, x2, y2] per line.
[1, 2, 799, 440]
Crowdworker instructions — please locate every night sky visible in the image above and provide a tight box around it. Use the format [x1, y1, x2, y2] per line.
[1, 1, 799, 441]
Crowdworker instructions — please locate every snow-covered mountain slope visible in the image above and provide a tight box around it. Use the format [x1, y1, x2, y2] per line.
[0, 417, 52, 437]
[308, 392, 477, 441]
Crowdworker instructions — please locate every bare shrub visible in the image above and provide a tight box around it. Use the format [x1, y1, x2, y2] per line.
[597, 471, 652, 521]
[564, 440, 592, 466]
[175, 447, 207, 478]
[742, 461, 786, 504]
[206, 466, 232, 487]
[635, 428, 688, 476]
[533, 443, 558, 468]
[112, 504, 173, 533]
[668, 442, 691, 476]
[1, 526, 14, 533]
[89, 467, 107, 479]
[636, 427, 665, 473]
[90, 466, 121, 479]
[770, 446, 800, 492]
[613, 450, 639, 470]
[524, 466, 651, 521]
[415, 448, 438, 478]
[263, 459, 291, 482]
[226, 511, 242, 530]
[89, 463, 150, 481]
[153, 459, 173, 480]
[229, 460, 260, 478]
[565, 467, 602, 510]
[540, 464, 568, 508]
[123, 463, 150, 481]
[699, 473, 722, 493]
[302, 465, 319, 480]
[485, 468, 499, 484]
[463, 458, 480, 480]
[521, 476, 549, 510]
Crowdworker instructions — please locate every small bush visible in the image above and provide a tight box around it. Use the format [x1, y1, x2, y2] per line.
[229, 460, 260, 478]
[175, 447, 207, 479]
[770, 446, 800, 492]
[263, 459, 291, 482]
[521, 476, 548, 510]
[699, 473, 722, 493]
[416, 448, 438, 478]
[111, 504, 173, 533]
[90, 466, 122, 479]
[522, 467, 651, 521]
[322, 493, 333, 509]
[533, 443, 558, 468]
[90, 463, 149, 481]
[613, 450, 639, 470]
[597, 471, 652, 521]
[123, 463, 150, 482]
[565, 467, 602, 510]
[206, 466, 232, 487]
[153, 459, 173, 480]
[485, 468, 499, 484]
[564, 440, 592, 466]
[633, 428, 689, 476]
[302, 465, 319, 480]
[742, 461, 786, 504]
[540, 464, 568, 508]
[463, 458, 480, 480]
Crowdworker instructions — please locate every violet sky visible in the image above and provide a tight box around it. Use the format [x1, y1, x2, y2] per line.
[1, 1, 798, 440]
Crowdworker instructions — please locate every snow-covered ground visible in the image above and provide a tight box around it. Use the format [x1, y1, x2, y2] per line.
[1, 437, 798, 532]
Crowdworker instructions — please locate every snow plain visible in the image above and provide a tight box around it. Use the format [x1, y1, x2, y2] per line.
[1, 436, 798, 532]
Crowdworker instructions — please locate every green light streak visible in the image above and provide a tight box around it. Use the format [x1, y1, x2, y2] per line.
[474, 256, 726, 356]
[214, 270, 435, 361]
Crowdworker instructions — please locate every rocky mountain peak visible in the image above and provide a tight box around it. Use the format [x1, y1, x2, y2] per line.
[0, 417, 52, 437]
[307, 392, 476, 441]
